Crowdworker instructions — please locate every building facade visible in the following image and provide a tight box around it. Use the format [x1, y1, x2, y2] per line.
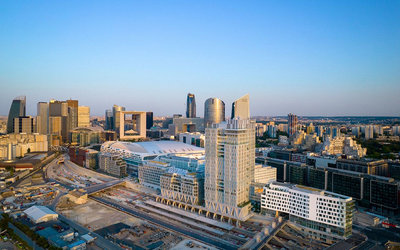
[186, 93, 196, 118]
[7, 96, 26, 134]
[261, 182, 354, 243]
[205, 118, 255, 221]
[204, 98, 225, 128]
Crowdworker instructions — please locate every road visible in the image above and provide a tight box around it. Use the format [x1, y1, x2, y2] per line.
[91, 196, 238, 250]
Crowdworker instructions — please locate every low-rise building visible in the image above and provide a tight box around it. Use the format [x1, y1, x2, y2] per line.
[98, 152, 127, 177]
[138, 160, 170, 189]
[24, 205, 58, 224]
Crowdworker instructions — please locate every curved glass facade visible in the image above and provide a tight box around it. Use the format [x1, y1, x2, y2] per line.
[7, 96, 26, 134]
[204, 98, 225, 128]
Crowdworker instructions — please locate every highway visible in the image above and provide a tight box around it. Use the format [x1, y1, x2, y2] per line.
[91, 196, 239, 250]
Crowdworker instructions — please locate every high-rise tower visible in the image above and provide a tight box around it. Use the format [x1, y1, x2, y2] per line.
[6, 96, 26, 134]
[231, 94, 250, 119]
[288, 113, 298, 136]
[204, 98, 225, 128]
[37, 102, 49, 135]
[186, 93, 196, 118]
[205, 95, 254, 222]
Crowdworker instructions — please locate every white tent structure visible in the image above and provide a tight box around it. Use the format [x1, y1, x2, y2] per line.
[23, 206, 58, 224]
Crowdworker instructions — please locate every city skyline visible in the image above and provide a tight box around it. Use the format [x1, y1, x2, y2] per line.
[1, 1, 399, 117]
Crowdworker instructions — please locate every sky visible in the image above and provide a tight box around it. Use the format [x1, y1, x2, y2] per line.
[0, 1, 399, 117]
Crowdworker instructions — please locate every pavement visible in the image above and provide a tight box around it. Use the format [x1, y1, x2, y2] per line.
[91, 196, 239, 250]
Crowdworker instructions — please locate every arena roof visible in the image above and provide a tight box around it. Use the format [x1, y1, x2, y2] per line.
[101, 140, 204, 158]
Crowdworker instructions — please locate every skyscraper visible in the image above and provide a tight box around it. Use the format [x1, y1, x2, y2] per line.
[49, 100, 68, 142]
[288, 113, 298, 136]
[205, 118, 255, 222]
[204, 98, 225, 128]
[67, 100, 79, 132]
[186, 93, 196, 118]
[113, 105, 125, 132]
[6, 96, 26, 134]
[105, 109, 114, 130]
[78, 106, 90, 127]
[231, 94, 250, 119]
[14, 116, 34, 134]
[37, 102, 49, 135]
[146, 112, 154, 129]
[205, 95, 254, 222]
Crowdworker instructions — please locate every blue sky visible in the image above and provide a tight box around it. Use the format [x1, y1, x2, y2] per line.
[0, 1, 399, 117]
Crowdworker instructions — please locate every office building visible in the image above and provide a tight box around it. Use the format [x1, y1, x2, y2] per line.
[146, 112, 153, 129]
[336, 158, 388, 176]
[67, 100, 79, 132]
[204, 98, 225, 128]
[160, 170, 204, 206]
[112, 105, 125, 132]
[178, 132, 205, 148]
[138, 160, 170, 189]
[105, 109, 114, 130]
[118, 111, 146, 140]
[254, 165, 277, 184]
[205, 117, 255, 222]
[172, 117, 204, 135]
[69, 126, 104, 146]
[36, 102, 49, 135]
[7, 96, 26, 134]
[288, 113, 298, 136]
[49, 100, 68, 142]
[186, 93, 196, 118]
[256, 156, 399, 215]
[13, 116, 34, 134]
[231, 94, 250, 119]
[261, 182, 354, 243]
[77, 106, 90, 127]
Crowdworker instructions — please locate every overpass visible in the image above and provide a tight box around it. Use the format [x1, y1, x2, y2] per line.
[85, 179, 125, 194]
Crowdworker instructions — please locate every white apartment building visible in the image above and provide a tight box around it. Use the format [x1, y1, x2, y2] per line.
[0, 134, 48, 160]
[364, 125, 374, 140]
[261, 182, 354, 243]
[205, 118, 255, 222]
[321, 136, 366, 158]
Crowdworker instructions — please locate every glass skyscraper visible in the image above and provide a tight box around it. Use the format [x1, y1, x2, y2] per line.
[186, 93, 196, 118]
[7, 96, 26, 134]
[204, 98, 225, 128]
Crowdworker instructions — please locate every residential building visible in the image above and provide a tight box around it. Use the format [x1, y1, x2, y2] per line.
[0, 134, 48, 160]
[364, 125, 374, 140]
[288, 113, 298, 136]
[160, 170, 204, 205]
[98, 152, 127, 177]
[321, 136, 366, 158]
[205, 117, 255, 222]
[261, 182, 354, 243]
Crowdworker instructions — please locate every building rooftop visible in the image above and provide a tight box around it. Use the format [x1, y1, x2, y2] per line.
[23, 206, 58, 221]
[101, 140, 204, 157]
